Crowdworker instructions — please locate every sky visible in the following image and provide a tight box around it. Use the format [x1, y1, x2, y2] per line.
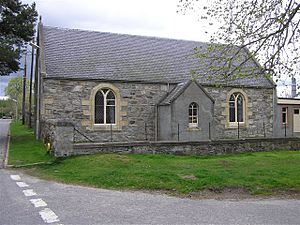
[1, 0, 214, 96]
[0, 0, 294, 96]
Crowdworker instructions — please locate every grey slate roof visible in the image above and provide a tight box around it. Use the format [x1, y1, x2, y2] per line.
[43, 26, 274, 88]
[160, 82, 188, 105]
[159, 80, 215, 105]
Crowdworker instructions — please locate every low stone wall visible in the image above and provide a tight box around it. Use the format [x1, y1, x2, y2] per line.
[73, 138, 300, 156]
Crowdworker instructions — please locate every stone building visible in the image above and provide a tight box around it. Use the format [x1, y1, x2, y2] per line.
[34, 22, 277, 144]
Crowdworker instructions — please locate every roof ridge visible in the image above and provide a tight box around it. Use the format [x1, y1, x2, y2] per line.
[43, 25, 209, 45]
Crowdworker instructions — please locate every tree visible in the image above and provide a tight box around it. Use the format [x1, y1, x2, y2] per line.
[0, 0, 38, 76]
[5, 76, 29, 112]
[178, 0, 300, 82]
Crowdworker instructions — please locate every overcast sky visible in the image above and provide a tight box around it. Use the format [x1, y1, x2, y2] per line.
[1, 0, 215, 96]
[0, 0, 293, 96]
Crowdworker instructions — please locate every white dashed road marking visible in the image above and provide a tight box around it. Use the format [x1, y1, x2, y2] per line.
[16, 181, 29, 188]
[30, 198, 48, 208]
[39, 208, 60, 223]
[11, 174, 63, 224]
[23, 189, 37, 197]
[10, 175, 21, 180]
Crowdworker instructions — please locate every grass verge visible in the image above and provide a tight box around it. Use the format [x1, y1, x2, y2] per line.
[25, 152, 300, 196]
[10, 123, 300, 197]
[8, 122, 55, 166]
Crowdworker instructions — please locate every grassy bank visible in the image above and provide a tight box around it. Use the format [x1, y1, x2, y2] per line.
[9, 123, 300, 196]
[27, 151, 300, 195]
[9, 122, 55, 166]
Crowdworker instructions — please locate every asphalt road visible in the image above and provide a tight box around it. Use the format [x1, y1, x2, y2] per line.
[0, 169, 299, 225]
[1, 120, 300, 224]
[0, 119, 11, 168]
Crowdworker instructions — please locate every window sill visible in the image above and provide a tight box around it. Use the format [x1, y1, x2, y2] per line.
[187, 126, 201, 131]
[227, 122, 246, 129]
[92, 124, 122, 131]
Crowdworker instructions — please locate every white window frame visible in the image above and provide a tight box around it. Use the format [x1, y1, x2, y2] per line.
[95, 89, 116, 125]
[229, 92, 245, 126]
[189, 102, 198, 128]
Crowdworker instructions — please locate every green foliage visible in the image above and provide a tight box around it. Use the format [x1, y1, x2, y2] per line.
[178, 0, 300, 81]
[0, 0, 38, 76]
[9, 122, 55, 166]
[0, 99, 13, 117]
[5, 76, 30, 113]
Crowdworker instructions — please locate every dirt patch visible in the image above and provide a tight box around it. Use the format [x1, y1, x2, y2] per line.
[180, 188, 300, 200]
[218, 160, 235, 167]
[139, 187, 300, 200]
[177, 174, 197, 180]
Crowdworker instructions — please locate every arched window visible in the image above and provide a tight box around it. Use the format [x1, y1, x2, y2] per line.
[189, 102, 198, 127]
[229, 93, 244, 123]
[95, 88, 116, 124]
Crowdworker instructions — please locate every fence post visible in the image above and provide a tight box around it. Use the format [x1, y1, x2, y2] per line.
[73, 126, 76, 143]
[177, 123, 180, 141]
[110, 123, 113, 142]
[209, 122, 211, 140]
[237, 121, 240, 139]
[285, 123, 287, 137]
[145, 122, 148, 141]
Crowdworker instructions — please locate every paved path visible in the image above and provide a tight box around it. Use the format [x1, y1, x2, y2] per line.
[0, 119, 11, 168]
[1, 169, 300, 225]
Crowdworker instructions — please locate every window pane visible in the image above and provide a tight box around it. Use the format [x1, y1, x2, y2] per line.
[282, 113, 287, 123]
[229, 94, 235, 101]
[106, 106, 115, 123]
[95, 105, 104, 123]
[95, 92, 104, 124]
[192, 116, 197, 123]
[107, 100, 115, 106]
[189, 102, 198, 124]
[107, 91, 115, 100]
[95, 92, 104, 106]
[229, 102, 235, 122]
[237, 95, 243, 122]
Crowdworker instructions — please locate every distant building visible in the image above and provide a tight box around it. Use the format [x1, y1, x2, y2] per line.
[0, 96, 9, 101]
[275, 98, 300, 137]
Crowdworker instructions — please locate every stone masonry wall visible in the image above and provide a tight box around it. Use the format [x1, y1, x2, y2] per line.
[73, 138, 300, 156]
[41, 79, 169, 142]
[205, 86, 274, 139]
[41, 79, 274, 142]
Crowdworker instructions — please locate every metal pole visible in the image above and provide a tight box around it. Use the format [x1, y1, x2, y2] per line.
[15, 102, 18, 121]
[285, 123, 287, 137]
[145, 122, 148, 141]
[29, 43, 35, 128]
[209, 122, 211, 140]
[237, 121, 240, 139]
[263, 122, 266, 138]
[22, 53, 27, 125]
[110, 123, 113, 142]
[177, 123, 180, 141]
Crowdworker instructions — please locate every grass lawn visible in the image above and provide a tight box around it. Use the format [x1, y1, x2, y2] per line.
[8, 122, 55, 166]
[9, 123, 300, 196]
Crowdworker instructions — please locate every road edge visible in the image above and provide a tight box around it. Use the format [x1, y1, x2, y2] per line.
[3, 129, 11, 168]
